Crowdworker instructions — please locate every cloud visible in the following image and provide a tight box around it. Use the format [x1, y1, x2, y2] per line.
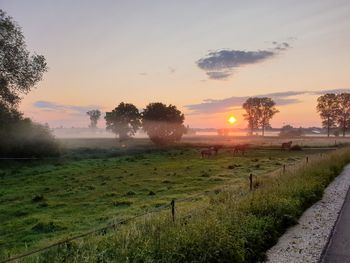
[185, 89, 350, 114]
[196, 42, 291, 80]
[33, 101, 100, 115]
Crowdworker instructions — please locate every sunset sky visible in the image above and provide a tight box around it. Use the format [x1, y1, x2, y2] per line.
[1, 0, 350, 129]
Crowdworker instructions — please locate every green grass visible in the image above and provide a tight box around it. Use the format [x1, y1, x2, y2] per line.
[0, 146, 319, 260]
[15, 146, 350, 263]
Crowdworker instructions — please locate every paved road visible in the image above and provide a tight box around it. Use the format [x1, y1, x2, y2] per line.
[322, 185, 350, 262]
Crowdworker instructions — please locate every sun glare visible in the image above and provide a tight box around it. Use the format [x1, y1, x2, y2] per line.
[228, 116, 237, 124]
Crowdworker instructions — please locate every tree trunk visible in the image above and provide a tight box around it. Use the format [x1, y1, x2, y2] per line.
[327, 117, 330, 137]
[343, 117, 346, 137]
[262, 125, 265, 136]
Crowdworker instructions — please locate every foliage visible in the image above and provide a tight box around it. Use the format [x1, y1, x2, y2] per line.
[0, 116, 60, 157]
[0, 9, 47, 108]
[86, 109, 101, 129]
[259, 97, 279, 136]
[142, 102, 186, 145]
[243, 97, 279, 136]
[335, 93, 350, 137]
[0, 10, 58, 158]
[105, 102, 141, 141]
[316, 93, 338, 137]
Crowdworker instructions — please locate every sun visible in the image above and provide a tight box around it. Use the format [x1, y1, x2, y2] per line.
[228, 116, 237, 124]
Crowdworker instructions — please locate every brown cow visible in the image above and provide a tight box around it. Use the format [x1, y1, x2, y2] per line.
[233, 144, 249, 155]
[201, 149, 213, 158]
[281, 141, 292, 150]
[210, 145, 223, 155]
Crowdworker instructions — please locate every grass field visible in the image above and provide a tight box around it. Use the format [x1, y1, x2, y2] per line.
[0, 136, 348, 261]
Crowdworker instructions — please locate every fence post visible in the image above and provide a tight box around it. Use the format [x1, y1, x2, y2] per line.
[171, 199, 175, 222]
[283, 164, 286, 174]
[249, 173, 253, 191]
[306, 156, 309, 164]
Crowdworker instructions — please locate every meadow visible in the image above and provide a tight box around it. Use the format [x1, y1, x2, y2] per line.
[0, 136, 348, 262]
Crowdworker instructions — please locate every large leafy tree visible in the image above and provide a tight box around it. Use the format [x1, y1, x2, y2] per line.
[86, 109, 101, 129]
[0, 9, 58, 157]
[336, 93, 350, 137]
[316, 93, 338, 137]
[259, 97, 279, 136]
[142, 102, 186, 145]
[243, 98, 261, 135]
[243, 97, 278, 136]
[105, 102, 141, 141]
[0, 9, 47, 110]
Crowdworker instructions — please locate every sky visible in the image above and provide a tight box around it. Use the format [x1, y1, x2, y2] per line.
[1, 0, 350, 129]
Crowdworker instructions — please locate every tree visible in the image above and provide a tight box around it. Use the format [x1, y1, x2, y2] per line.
[0, 9, 47, 109]
[142, 102, 186, 145]
[316, 94, 338, 137]
[0, 10, 58, 157]
[86, 109, 101, 129]
[242, 98, 261, 135]
[242, 97, 278, 136]
[336, 93, 350, 137]
[105, 102, 141, 141]
[279, 124, 303, 137]
[259, 97, 279, 136]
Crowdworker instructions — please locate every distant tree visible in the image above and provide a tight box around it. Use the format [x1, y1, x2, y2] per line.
[259, 97, 279, 136]
[279, 125, 303, 137]
[0, 9, 47, 109]
[242, 97, 278, 136]
[105, 102, 141, 141]
[336, 93, 350, 137]
[86, 109, 101, 129]
[242, 98, 261, 135]
[316, 94, 338, 137]
[142, 102, 186, 145]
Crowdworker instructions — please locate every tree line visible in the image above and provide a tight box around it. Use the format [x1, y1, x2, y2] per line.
[87, 102, 186, 145]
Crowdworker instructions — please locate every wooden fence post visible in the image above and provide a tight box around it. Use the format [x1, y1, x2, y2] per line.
[171, 199, 175, 222]
[283, 164, 286, 174]
[306, 156, 309, 164]
[249, 173, 253, 191]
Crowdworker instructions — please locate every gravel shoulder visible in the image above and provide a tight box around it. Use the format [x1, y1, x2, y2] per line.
[266, 164, 350, 263]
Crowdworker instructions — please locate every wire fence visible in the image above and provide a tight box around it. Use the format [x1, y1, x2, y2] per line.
[0, 148, 340, 263]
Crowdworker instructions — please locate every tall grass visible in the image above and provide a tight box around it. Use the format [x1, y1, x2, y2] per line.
[22, 148, 350, 262]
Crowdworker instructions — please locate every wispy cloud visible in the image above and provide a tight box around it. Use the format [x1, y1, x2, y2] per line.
[185, 89, 350, 114]
[196, 42, 291, 80]
[33, 101, 100, 115]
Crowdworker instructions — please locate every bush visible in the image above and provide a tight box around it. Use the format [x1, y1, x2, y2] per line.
[0, 118, 60, 158]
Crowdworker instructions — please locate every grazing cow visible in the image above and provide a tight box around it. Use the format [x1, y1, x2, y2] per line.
[281, 141, 293, 150]
[233, 144, 249, 155]
[210, 145, 223, 155]
[201, 149, 213, 158]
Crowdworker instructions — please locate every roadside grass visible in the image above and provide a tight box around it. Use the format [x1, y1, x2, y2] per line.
[19, 147, 350, 263]
[0, 146, 318, 260]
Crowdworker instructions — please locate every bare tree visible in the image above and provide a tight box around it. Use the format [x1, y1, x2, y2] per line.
[316, 93, 338, 137]
[86, 109, 101, 129]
